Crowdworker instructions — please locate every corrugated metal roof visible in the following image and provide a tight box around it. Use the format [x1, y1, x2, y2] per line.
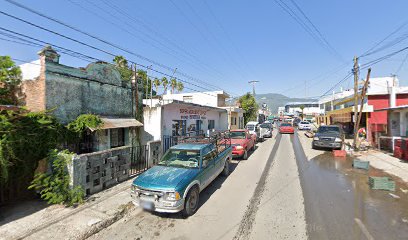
[89, 117, 143, 131]
[375, 105, 408, 112]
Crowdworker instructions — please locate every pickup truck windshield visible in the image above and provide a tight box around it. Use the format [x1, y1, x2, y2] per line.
[158, 149, 200, 168]
[230, 131, 246, 139]
[318, 126, 340, 133]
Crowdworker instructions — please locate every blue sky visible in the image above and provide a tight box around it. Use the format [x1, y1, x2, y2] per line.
[1, 0, 408, 99]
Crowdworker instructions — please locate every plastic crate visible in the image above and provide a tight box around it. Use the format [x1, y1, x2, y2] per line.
[333, 150, 346, 157]
[369, 177, 396, 191]
[352, 159, 370, 170]
[395, 139, 402, 147]
[394, 146, 404, 159]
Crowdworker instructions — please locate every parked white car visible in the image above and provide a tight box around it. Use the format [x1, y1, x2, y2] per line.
[298, 121, 312, 130]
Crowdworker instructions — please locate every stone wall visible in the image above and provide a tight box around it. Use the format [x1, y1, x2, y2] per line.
[21, 46, 143, 124]
[45, 62, 135, 123]
[70, 146, 131, 195]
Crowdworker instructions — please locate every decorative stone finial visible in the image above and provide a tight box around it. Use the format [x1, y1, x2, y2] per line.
[37, 45, 60, 63]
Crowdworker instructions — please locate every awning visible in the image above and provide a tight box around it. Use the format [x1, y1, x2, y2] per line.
[375, 105, 408, 112]
[89, 117, 143, 131]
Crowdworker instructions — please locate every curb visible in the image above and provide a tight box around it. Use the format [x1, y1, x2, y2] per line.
[76, 202, 137, 240]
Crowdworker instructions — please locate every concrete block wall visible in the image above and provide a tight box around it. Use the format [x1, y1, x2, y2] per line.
[148, 140, 162, 167]
[71, 146, 131, 195]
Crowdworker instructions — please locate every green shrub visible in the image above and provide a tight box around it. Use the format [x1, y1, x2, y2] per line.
[67, 114, 103, 135]
[29, 150, 84, 206]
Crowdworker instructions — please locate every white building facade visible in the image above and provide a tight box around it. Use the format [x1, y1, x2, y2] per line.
[142, 99, 228, 143]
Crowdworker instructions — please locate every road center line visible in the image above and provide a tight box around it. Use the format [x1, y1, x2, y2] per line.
[232, 133, 282, 240]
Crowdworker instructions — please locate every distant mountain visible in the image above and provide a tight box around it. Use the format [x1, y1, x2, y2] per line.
[254, 93, 316, 114]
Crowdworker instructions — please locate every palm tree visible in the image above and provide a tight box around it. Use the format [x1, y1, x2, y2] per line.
[113, 55, 128, 68]
[153, 78, 161, 94]
[176, 81, 184, 93]
[170, 78, 177, 94]
[161, 77, 168, 95]
[299, 105, 305, 120]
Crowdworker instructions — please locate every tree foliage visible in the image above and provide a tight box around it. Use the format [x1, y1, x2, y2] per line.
[113, 55, 133, 82]
[0, 110, 65, 183]
[238, 93, 259, 124]
[0, 111, 100, 205]
[0, 56, 22, 105]
[176, 81, 184, 93]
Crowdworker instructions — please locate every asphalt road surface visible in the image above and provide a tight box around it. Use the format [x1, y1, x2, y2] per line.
[88, 130, 408, 240]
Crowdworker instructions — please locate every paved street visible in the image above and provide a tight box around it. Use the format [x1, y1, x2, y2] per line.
[87, 131, 408, 240]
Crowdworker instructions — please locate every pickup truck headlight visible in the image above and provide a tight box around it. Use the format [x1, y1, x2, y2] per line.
[165, 191, 181, 201]
[131, 185, 139, 194]
[335, 137, 342, 142]
[235, 146, 244, 150]
[313, 137, 319, 141]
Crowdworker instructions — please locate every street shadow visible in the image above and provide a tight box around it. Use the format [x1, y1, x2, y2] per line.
[151, 161, 240, 219]
[0, 198, 48, 226]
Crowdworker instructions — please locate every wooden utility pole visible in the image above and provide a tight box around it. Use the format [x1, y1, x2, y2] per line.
[354, 68, 371, 149]
[353, 56, 359, 148]
[133, 64, 139, 120]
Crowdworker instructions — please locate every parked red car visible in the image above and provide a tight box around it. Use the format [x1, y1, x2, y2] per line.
[279, 123, 295, 134]
[230, 129, 256, 159]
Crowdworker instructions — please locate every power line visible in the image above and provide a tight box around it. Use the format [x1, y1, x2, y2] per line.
[182, 0, 250, 80]
[3, 0, 235, 95]
[395, 52, 408, 74]
[288, 0, 344, 61]
[273, 0, 343, 62]
[360, 19, 408, 57]
[0, 26, 236, 98]
[99, 0, 228, 83]
[2, 37, 224, 99]
[202, 0, 259, 79]
[0, 11, 240, 98]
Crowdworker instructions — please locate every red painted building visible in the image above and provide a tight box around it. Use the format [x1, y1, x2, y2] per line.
[367, 93, 408, 146]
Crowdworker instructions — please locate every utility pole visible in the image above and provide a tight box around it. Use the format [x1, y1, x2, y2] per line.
[353, 56, 359, 148]
[132, 64, 139, 120]
[248, 80, 259, 96]
[354, 68, 371, 149]
[145, 65, 152, 108]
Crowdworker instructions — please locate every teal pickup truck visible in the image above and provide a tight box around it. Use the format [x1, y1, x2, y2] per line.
[131, 135, 232, 217]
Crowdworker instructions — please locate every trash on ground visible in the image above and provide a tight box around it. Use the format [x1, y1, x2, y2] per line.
[333, 150, 347, 157]
[400, 188, 408, 194]
[369, 176, 396, 191]
[389, 193, 400, 199]
[304, 131, 314, 138]
[352, 159, 370, 170]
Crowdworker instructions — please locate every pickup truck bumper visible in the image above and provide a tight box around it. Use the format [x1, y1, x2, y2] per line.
[131, 193, 185, 213]
[312, 140, 342, 149]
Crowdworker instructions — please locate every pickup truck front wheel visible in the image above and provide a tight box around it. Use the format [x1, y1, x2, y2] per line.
[182, 186, 199, 217]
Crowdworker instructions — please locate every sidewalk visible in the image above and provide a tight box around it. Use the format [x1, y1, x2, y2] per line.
[354, 150, 408, 183]
[297, 131, 408, 183]
[0, 178, 140, 240]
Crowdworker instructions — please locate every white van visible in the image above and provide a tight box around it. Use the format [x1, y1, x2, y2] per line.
[246, 121, 262, 141]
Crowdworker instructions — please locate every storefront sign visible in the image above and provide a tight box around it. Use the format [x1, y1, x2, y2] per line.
[180, 108, 207, 120]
